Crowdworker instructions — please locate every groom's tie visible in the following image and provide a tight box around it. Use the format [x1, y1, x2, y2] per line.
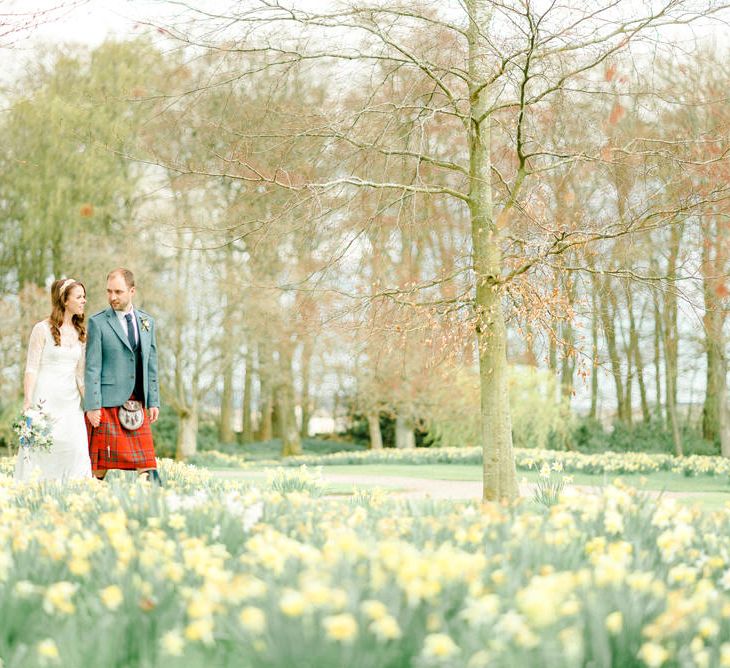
[124, 313, 137, 349]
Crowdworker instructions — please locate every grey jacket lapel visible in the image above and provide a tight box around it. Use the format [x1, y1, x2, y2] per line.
[135, 311, 150, 358]
[106, 308, 133, 351]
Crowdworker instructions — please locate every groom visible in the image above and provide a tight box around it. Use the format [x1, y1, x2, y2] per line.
[85, 268, 162, 484]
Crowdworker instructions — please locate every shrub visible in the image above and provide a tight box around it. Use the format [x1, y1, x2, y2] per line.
[0, 398, 22, 454]
[150, 403, 178, 458]
[568, 417, 606, 452]
[345, 411, 430, 448]
[509, 365, 575, 450]
[569, 417, 719, 456]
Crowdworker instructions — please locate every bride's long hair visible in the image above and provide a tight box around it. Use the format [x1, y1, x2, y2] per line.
[48, 279, 87, 346]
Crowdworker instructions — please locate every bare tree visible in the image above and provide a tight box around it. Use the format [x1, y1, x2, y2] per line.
[0, 1, 87, 49]
[144, 0, 730, 498]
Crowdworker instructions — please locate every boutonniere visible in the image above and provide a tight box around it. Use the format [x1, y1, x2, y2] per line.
[141, 318, 151, 332]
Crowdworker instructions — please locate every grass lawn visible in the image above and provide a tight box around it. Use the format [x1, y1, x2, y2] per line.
[234, 462, 730, 509]
[294, 463, 729, 491]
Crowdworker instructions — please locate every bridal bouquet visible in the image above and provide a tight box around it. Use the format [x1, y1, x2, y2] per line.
[13, 401, 54, 460]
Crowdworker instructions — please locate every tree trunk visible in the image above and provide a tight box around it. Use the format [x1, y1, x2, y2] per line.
[258, 399, 273, 440]
[548, 322, 558, 373]
[395, 414, 415, 449]
[279, 390, 302, 456]
[277, 384, 302, 457]
[368, 412, 383, 450]
[279, 346, 302, 457]
[665, 353, 682, 456]
[175, 407, 198, 459]
[627, 287, 650, 423]
[560, 320, 576, 401]
[468, 0, 517, 501]
[218, 246, 237, 444]
[720, 382, 730, 458]
[596, 275, 626, 423]
[622, 301, 633, 427]
[653, 289, 663, 422]
[271, 395, 282, 439]
[663, 224, 683, 456]
[256, 342, 274, 441]
[589, 287, 599, 420]
[300, 339, 313, 439]
[219, 359, 235, 444]
[704, 333, 725, 443]
[239, 345, 254, 444]
[524, 323, 539, 367]
[701, 216, 727, 444]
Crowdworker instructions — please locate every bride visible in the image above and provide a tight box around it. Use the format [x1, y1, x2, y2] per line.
[14, 278, 92, 481]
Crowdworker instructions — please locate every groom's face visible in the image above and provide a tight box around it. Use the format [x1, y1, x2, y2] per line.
[107, 274, 135, 311]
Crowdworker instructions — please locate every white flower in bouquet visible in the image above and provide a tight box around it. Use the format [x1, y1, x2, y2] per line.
[12, 400, 54, 461]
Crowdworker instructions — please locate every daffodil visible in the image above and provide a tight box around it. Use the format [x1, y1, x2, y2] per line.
[36, 639, 60, 665]
[605, 611, 623, 634]
[322, 613, 358, 643]
[239, 607, 266, 635]
[422, 633, 460, 659]
[160, 629, 185, 656]
[100, 585, 124, 611]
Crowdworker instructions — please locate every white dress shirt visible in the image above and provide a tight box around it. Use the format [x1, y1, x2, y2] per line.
[115, 306, 139, 345]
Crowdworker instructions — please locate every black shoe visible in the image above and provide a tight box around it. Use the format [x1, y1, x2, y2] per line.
[148, 469, 162, 487]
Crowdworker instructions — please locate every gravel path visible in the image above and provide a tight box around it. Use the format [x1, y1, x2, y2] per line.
[210, 469, 483, 498]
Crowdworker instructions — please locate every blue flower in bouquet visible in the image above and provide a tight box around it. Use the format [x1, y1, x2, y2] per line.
[12, 401, 54, 457]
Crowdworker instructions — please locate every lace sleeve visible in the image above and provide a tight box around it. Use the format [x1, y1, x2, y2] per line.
[25, 321, 46, 377]
[76, 343, 86, 396]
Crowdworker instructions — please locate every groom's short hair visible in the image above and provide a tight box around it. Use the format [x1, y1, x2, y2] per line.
[107, 268, 135, 288]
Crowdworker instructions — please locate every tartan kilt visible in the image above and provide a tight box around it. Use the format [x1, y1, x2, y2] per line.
[87, 400, 156, 470]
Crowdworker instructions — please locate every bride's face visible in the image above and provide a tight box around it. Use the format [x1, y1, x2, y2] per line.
[65, 286, 86, 317]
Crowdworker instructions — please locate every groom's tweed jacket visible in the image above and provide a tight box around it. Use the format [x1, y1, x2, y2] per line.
[84, 307, 160, 410]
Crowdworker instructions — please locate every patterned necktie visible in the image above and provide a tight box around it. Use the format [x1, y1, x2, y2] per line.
[124, 313, 137, 349]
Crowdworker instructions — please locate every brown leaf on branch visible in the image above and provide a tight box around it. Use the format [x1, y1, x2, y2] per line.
[608, 102, 625, 125]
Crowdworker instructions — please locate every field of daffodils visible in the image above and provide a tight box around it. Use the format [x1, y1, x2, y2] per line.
[193, 445, 730, 478]
[2, 456, 730, 667]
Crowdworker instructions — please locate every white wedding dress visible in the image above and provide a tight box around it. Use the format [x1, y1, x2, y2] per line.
[14, 320, 92, 482]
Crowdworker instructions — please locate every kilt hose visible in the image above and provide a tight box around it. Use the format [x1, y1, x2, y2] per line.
[87, 398, 156, 471]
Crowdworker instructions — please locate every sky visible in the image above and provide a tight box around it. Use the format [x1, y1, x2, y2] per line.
[4, 1, 169, 45]
[0, 0, 181, 81]
[6, 0, 726, 50]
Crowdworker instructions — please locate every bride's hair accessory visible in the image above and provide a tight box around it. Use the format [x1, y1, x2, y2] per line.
[59, 278, 76, 295]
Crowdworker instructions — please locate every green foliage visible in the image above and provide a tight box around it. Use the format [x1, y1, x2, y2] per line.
[568, 417, 606, 452]
[570, 417, 718, 456]
[532, 464, 567, 507]
[509, 365, 575, 450]
[346, 412, 429, 448]
[266, 466, 325, 496]
[196, 422, 222, 452]
[150, 403, 178, 459]
[0, 399, 22, 453]
[423, 367, 481, 448]
[0, 39, 165, 290]
[424, 365, 575, 450]
[198, 437, 366, 461]
[187, 450, 246, 468]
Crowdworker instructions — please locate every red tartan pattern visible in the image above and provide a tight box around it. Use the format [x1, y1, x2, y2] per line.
[87, 401, 156, 471]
